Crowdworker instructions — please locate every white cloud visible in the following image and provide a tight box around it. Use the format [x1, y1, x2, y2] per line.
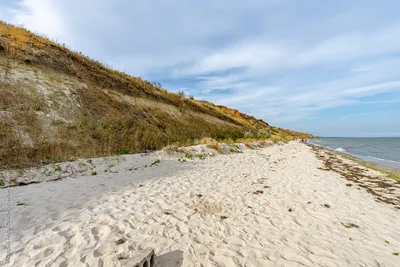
[184, 42, 286, 75]
[293, 23, 400, 67]
[10, 0, 67, 42]
[339, 81, 400, 97]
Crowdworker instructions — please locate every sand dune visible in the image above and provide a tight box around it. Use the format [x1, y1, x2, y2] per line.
[1, 142, 399, 266]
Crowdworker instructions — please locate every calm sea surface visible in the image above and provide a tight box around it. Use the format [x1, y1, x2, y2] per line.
[308, 137, 400, 169]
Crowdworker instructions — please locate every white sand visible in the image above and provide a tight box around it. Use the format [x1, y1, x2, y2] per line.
[1, 142, 399, 266]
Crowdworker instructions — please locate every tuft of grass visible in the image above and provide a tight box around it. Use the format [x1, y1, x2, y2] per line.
[184, 152, 193, 159]
[163, 145, 179, 154]
[243, 128, 271, 139]
[16, 201, 25, 206]
[177, 90, 186, 98]
[229, 147, 242, 153]
[196, 153, 206, 160]
[208, 143, 222, 153]
[54, 165, 61, 172]
[245, 143, 254, 149]
[119, 149, 129, 155]
[393, 253, 399, 256]
[0, 179, 4, 187]
[150, 159, 161, 166]
[91, 171, 97, 176]
[387, 173, 399, 181]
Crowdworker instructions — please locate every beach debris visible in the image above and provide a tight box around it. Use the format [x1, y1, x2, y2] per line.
[385, 240, 390, 244]
[196, 194, 203, 197]
[163, 210, 173, 215]
[323, 204, 331, 208]
[119, 248, 156, 267]
[346, 183, 352, 187]
[11, 181, 41, 187]
[288, 208, 293, 212]
[150, 159, 161, 167]
[349, 237, 353, 241]
[393, 253, 399, 256]
[307, 201, 312, 204]
[115, 238, 126, 245]
[264, 185, 270, 188]
[47, 177, 65, 182]
[91, 171, 97, 176]
[139, 184, 144, 187]
[253, 190, 264, 195]
[341, 222, 359, 228]
[16, 201, 26, 206]
[220, 215, 228, 220]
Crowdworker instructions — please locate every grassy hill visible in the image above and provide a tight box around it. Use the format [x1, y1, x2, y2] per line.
[0, 21, 312, 170]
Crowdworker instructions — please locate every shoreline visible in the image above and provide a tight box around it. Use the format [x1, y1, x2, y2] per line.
[340, 153, 400, 181]
[307, 143, 400, 182]
[1, 141, 399, 266]
[308, 138, 400, 170]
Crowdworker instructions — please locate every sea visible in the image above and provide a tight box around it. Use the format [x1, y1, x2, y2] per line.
[308, 137, 400, 169]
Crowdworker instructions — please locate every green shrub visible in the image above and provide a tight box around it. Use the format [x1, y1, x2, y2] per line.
[244, 131, 254, 138]
[196, 153, 206, 160]
[120, 149, 129, 155]
[256, 128, 271, 139]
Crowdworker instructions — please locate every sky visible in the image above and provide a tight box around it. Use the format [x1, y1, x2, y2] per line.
[1, 0, 400, 137]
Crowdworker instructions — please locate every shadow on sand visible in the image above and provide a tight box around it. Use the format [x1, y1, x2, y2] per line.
[156, 250, 184, 267]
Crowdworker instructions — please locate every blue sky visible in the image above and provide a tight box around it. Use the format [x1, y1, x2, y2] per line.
[1, 0, 400, 137]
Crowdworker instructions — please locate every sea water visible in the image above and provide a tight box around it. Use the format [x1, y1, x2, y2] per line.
[308, 137, 400, 169]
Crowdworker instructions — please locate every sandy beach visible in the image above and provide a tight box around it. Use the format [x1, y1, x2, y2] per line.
[1, 141, 400, 267]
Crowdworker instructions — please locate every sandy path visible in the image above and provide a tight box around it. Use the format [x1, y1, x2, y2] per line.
[1, 142, 399, 266]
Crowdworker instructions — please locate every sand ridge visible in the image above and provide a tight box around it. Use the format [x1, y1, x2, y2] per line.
[1, 142, 399, 266]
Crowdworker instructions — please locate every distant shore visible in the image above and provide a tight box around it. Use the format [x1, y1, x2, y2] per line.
[1, 141, 399, 266]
